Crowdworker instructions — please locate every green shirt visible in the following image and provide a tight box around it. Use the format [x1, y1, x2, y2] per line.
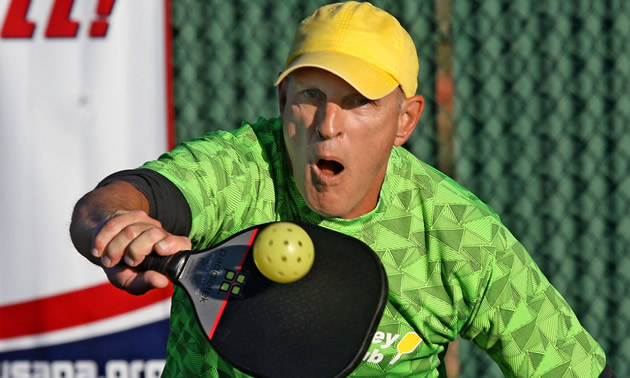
[143, 118, 606, 377]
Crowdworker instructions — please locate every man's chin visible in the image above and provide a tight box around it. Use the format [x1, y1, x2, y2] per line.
[300, 185, 360, 219]
[304, 197, 349, 219]
[309, 204, 345, 218]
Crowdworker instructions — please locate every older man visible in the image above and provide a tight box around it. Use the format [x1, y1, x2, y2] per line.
[71, 2, 612, 376]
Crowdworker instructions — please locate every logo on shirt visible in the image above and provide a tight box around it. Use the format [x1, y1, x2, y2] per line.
[363, 331, 422, 365]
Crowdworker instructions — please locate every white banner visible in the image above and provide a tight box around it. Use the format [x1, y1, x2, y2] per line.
[0, 0, 173, 374]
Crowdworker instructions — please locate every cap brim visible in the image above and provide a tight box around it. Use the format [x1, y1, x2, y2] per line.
[274, 51, 399, 100]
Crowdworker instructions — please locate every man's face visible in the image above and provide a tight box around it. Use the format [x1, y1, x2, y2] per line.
[280, 68, 409, 219]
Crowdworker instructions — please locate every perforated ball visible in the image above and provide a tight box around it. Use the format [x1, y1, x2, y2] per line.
[253, 222, 315, 283]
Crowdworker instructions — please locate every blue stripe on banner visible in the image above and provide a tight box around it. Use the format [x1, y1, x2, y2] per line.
[0, 319, 169, 378]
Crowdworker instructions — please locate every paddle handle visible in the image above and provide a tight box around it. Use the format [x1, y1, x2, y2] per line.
[133, 251, 191, 282]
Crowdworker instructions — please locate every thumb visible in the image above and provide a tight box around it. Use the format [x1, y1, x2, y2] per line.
[105, 266, 170, 295]
[123, 271, 170, 295]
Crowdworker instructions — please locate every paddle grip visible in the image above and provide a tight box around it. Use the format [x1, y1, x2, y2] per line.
[134, 251, 191, 282]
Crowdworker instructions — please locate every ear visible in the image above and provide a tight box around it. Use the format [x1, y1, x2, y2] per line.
[278, 77, 288, 115]
[394, 94, 425, 147]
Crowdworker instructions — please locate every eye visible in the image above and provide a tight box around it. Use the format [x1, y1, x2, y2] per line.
[348, 95, 374, 108]
[297, 88, 324, 106]
[303, 89, 321, 99]
[355, 96, 371, 106]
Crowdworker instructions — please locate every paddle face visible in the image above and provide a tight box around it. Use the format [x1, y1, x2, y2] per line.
[175, 228, 260, 339]
[162, 222, 387, 378]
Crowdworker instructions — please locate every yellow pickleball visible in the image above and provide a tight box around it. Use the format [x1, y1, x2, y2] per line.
[253, 222, 315, 283]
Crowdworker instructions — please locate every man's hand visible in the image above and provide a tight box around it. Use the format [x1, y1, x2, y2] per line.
[70, 180, 192, 295]
[90, 210, 192, 295]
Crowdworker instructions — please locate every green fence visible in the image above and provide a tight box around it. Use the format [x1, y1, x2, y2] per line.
[171, 1, 630, 376]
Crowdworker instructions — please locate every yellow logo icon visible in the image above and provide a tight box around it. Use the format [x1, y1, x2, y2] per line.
[390, 332, 422, 364]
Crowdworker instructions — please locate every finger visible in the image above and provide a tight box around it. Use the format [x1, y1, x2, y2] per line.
[124, 271, 170, 295]
[101, 222, 161, 267]
[153, 234, 193, 256]
[105, 266, 169, 296]
[92, 210, 161, 258]
[143, 271, 170, 289]
[124, 227, 171, 267]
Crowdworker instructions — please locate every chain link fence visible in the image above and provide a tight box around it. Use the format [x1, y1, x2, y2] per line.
[452, 1, 630, 376]
[171, 0, 630, 376]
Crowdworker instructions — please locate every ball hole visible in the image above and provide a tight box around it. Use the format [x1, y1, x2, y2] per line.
[284, 240, 289, 246]
[278, 271, 284, 276]
[298, 241, 303, 247]
[266, 256, 272, 263]
[268, 240, 273, 246]
[287, 227, 293, 232]
[281, 256, 287, 262]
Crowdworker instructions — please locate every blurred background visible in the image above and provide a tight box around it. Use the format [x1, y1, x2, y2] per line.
[169, 0, 629, 376]
[1, 0, 626, 376]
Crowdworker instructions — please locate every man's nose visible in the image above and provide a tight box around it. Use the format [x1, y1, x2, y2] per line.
[316, 102, 343, 139]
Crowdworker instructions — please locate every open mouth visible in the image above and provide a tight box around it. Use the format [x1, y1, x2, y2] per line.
[316, 159, 344, 176]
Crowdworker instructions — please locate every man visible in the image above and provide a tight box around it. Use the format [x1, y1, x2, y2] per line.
[70, 2, 613, 377]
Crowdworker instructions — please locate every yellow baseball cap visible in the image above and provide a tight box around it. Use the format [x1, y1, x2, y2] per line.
[274, 1, 419, 99]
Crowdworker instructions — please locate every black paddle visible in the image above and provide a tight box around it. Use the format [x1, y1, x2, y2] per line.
[131, 222, 388, 378]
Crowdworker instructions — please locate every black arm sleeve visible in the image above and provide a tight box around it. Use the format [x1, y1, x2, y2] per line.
[96, 168, 192, 237]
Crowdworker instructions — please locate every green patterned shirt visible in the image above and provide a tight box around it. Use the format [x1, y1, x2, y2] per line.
[143, 118, 606, 377]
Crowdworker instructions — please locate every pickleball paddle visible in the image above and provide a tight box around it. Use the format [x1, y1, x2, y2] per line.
[131, 222, 388, 378]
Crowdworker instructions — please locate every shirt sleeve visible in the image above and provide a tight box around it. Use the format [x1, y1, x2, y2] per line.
[459, 227, 607, 377]
[140, 127, 271, 250]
